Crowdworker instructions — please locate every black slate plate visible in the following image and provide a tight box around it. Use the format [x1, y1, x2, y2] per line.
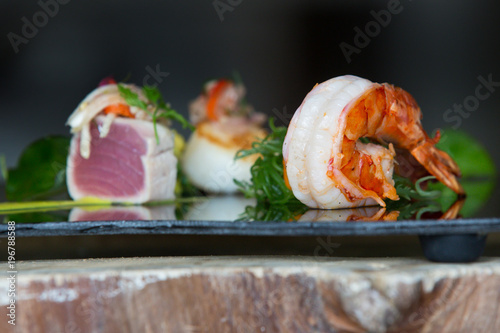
[1, 189, 499, 263]
[1, 217, 499, 238]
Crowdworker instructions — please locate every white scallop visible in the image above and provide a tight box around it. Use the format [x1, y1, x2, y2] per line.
[182, 130, 254, 194]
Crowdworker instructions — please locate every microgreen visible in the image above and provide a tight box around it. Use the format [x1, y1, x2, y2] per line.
[117, 84, 148, 109]
[391, 174, 441, 202]
[235, 118, 298, 205]
[385, 175, 444, 219]
[118, 84, 193, 144]
[234, 118, 308, 221]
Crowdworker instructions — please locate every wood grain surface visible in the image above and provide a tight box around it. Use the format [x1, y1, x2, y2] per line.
[1, 257, 499, 333]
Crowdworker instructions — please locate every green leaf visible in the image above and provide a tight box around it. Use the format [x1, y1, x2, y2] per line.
[5, 136, 70, 201]
[436, 128, 496, 179]
[427, 179, 495, 218]
[118, 84, 194, 144]
[157, 110, 194, 131]
[235, 118, 297, 205]
[142, 85, 162, 104]
[459, 180, 495, 217]
[117, 84, 148, 110]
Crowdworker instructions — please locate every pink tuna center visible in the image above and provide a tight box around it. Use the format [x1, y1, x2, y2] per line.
[71, 120, 147, 197]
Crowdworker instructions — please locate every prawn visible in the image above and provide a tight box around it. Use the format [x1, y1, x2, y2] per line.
[283, 75, 464, 209]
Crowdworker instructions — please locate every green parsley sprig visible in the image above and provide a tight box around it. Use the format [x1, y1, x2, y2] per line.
[234, 118, 308, 221]
[385, 175, 443, 219]
[235, 118, 298, 205]
[392, 174, 441, 201]
[118, 84, 194, 143]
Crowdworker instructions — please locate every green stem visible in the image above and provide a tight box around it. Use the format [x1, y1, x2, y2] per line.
[0, 198, 112, 215]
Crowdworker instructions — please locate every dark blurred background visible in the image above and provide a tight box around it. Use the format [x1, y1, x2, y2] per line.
[0, 1, 499, 213]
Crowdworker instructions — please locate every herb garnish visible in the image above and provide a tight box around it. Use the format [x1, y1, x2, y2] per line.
[385, 175, 443, 219]
[235, 119, 297, 205]
[118, 84, 194, 143]
[391, 175, 441, 201]
[234, 118, 307, 221]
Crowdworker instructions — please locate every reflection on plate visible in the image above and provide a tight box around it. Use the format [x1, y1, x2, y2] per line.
[69, 205, 176, 222]
[184, 196, 256, 221]
[298, 207, 399, 222]
[0, 188, 479, 224]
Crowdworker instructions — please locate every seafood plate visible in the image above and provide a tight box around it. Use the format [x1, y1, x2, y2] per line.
[3, 74, 492, 224]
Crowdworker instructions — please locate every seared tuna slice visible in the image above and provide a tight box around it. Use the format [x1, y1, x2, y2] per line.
[67, 115, 176, 203]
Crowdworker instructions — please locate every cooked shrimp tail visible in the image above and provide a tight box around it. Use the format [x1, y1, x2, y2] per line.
[411, 137, 464, 195]
[372, 84, 464, 196]
[439, 198, 465, 220]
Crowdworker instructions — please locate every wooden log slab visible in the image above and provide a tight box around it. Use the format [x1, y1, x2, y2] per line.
[1, 257, 500, 332]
